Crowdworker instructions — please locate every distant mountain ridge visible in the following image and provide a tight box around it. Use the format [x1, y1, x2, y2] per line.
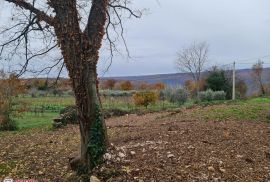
[103, 68, 270, 94]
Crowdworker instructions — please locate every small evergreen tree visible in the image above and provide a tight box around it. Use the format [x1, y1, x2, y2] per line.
[205, 69, 232, 99]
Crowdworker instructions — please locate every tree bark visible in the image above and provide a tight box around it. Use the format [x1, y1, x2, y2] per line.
[69, 61, 108, 181]
[51, 1, 109, 180]
[4, 0, 110, 180]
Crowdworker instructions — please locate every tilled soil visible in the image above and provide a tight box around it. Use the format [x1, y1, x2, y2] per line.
[1, 110, 270, 181]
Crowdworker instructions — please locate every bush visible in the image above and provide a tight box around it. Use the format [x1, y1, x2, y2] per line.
[205, 68, 232, 99]
[164, 87, 189, 106]
[236, 80, 247, 99]
[198, 89, 226, 102]
[213, 91, 226, 100]
[0, 116, 17, 131]
[100, 90, 136, 97]
[0, 71, 25, 131]
[59, 106, 78, 124]
[120, 81, 133, 90]
[198, 89, 213, 102]
[133, 91, 158, 108]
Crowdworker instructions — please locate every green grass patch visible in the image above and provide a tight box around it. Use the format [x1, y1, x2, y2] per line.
[5, 96, 270, 131]
[14, 112, 58, 130]
[192, 97, 270, 122]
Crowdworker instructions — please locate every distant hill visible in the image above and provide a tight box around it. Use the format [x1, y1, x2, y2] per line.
[103, 68, 270, 95]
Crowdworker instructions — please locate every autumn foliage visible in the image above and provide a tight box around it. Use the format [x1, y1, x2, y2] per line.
[138, 82, 148, 90]
[0, 71, 26, 130]
[184, 79, 205, 97]
[133, 91, 158, 108]
[104, 79, 117, 90]
[152, 82, 165, 90]
[120, 80, 133, 90]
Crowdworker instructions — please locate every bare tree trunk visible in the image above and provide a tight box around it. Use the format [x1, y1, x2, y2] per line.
[54, 17, 108, 181]
[69, 60, 108, 181]
[260, 80, 265, 95]
[257, 74, 265, 95]
[3, 0, 110, 180]
[50, 1, 109, 179]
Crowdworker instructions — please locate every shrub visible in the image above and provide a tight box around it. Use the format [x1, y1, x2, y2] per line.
[198, 89, 226, 102]
[152, 82, 165, 90]
[236, 80, 247, 99]
[198, 89, 213, 102]
[100, 90, 136, 97]
[213, 91, 226, 100]
[205, 68, 232, 99]
[103, 79, 117, 90]
[138, 82, 149, 90]
[0, 116, 17, 131]
[0, 71, 26, 131]
[133, 91, 158, 108]
[164, 87, 189, 106]
[120, 81, 133, 90]
[59, 106, 78, 124]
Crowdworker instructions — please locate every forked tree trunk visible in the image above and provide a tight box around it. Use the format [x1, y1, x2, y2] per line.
[50, 0, 109, 180]
[4, 0, 110, 180]
[54, 14, 109, 181]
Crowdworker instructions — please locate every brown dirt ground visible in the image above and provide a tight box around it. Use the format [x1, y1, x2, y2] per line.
[1, 109, 270, 181]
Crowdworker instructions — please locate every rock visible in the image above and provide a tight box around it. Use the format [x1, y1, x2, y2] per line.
[187, 145, 195, 149]
[219, 167, 226, 173]
[213, 177, 221, 182]
[208, 166, 215, 172]
[90, 176, 100, 182]
[130, 151, 136, 155]
[118, 152, 126, 158]
[168, 126, 173, 131]
[103, 153, 112, 160]
[245, 157, 254, 163]
[167, 154, 175, 158]
[236, 154, 244, 158]
[52, 121, 63, 129]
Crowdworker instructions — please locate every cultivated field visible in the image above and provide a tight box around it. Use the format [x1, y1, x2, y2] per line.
[0, 97, 270, 181]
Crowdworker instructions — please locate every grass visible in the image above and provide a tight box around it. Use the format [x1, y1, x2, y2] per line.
[15, 112, 58, 130]
[191, 97, 270, 122]
[2, 96, 270, 131]
[19, 96, 75, 107]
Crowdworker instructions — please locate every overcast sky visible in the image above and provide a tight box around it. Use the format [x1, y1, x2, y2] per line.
[99, 0, 270, 77]
[1, 0, 270, 77]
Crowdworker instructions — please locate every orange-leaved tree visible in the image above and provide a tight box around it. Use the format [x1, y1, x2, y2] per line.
[120, 80, 133, 90]
[133, 91, 158, 108]
[0, 70, 26, 131]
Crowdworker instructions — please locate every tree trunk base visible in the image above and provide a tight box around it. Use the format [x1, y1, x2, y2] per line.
[69, 155, 82, 171]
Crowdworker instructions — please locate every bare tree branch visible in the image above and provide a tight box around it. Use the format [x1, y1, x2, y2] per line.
[4, 0, 54, 25]
[176, 41, 209, 92]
